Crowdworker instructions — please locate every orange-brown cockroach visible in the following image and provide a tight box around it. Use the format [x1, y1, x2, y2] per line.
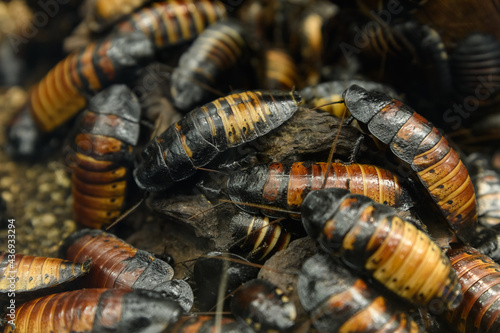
[28, 32, 154, 133]
[227, 161, 412, 219]
[68, 85, 140, 229]
[343, 84, 478, 243]
[302, 188, 463, 310]
[3, 288, 182, 333]
[445, 245, 500, 333]
[0, 252, 90, 299]
[298, 254, 424, 333]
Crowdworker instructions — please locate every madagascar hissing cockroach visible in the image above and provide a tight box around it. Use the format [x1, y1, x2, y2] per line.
[27, 32, 154, 134]
[230, 278, 296, 333]
[467, 153, 500, 228]
[193, 251, 259, 311]
[450, 32, 500, 107]
[343, 84, 477, 243]
[68, 85, 140, 229]
[444, 245, 500, 333]
[171, 19, 248, 111]
[3, 288, 183, 333]
[259, 47, 299, 91]
[227, 161, 412, 219]
[59, 229, 194, 311]
[301, 188, 462, 310]
[298, 254, 424, 333]
[133, 90, 303, 192]
[0, 252, 90, 299]
[169, 315, 255, 333]
[88, 0, 152, 32]
[229, 212, 292, 263]
[300, 79, 398, 119]
[116, 0, 227, 50]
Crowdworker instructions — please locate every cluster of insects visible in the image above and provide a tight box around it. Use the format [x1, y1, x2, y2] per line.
[1, 0, 500, 332]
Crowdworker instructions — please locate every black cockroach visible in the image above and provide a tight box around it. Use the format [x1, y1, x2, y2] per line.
[169, 315, 255, 333]
[343, 84, 477, 243]
[467, 153, 500, 228]
[27, 32, 154, 133]
[298, 253, 423, 333]
[116, 0, 227, 50]
[3, 288, 183, 333]
[230, 278, 296, 332]
[60, 229, 193, 311]
[0, 253, 90, 298]
[133, 90, 303, 192]
[259, 47, 299, 91]
[227, 161, 412, 219]
[171, 19, 248, 111]
[68, 85, 141, 229]
[300, 79, 398, 119]
[193, 251, 259, 311]
[302, 188, 462, 310]
[229, 212, 292, 263]
[445, 245, 500, 333]
[450, 32, 500, 107]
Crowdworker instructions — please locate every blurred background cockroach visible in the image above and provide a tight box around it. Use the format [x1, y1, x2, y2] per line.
[3, 288, 183, 333]
[67, 85, 141, 229]
[115, 0, 228, 50]
[133, 90, 303, 192]
[445, 245, 500, 333]
[170, 19, 248, 112]
[298, 253, 424, 333]
[301, 188, 463, 310]
[343, 84, 478, 244]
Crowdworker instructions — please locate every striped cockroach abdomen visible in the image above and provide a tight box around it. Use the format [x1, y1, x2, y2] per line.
[0, 252, 90, 297]
[227, 161, 412, 219]
[260, 47, 299, 91]
[60, 229, 185, 300]
[171, 19, 248, 111]
[445, 245, 500, 333]
[298, 254, 423, 333]
[302, 188, 462, 310]
[169, 316, 255, 333]
[29, 32, 154, 133]
[134, 90, 303, 192]
[229, 212, 292, 263]
[68, 85, 140, 229]
[343, 84, 477, 244]
[116, 0, 227, 50]
[3, 288, 183, 333]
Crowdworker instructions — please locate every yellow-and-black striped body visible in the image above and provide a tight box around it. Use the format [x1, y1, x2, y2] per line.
[229, 212, 291, 263]
[171, 19, 247, 111]
[30, 33, 153, 133]
[298, 254, 423, 333]
[134, 90, 303, 191]
[116, 0, 227, 49]
[302, 188, 463, 310]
